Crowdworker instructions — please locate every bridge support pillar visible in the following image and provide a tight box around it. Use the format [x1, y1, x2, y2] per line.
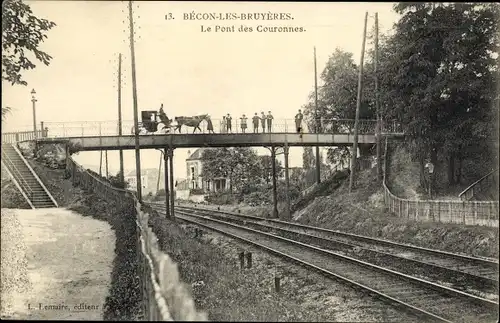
[271, 147, 279, 219]
[167, 147, 175, 219]
[163, 148, 170, 218]
[283, 144, 291, 221]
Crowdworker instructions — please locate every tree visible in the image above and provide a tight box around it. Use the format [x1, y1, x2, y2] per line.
[107, 171, 129, 189]
[201, 148, 261, 193]
[2, 0, 57, 119]
[381, 3, 499, 188]
[2, 106, 12, 122]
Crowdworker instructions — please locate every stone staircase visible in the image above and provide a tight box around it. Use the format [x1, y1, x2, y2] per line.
[1, 143, 58, 208]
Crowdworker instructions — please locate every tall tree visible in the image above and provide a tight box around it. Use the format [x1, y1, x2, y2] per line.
[201, 148, 260, 193]
[2, 0, 56, 119]
[382, 3, 499, 187]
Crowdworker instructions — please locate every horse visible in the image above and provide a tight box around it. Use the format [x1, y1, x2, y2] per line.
[174, 114, 209, 133]
[158, 112, 173, 133]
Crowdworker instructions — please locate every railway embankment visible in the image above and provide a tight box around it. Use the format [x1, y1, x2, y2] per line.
[4, 156, 412, 321]
[184, 166, 498, 259]
[147, 210, 413, 322]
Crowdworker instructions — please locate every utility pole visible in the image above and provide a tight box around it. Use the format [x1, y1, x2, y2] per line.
[375, 12, 382, 182]
[128, 0, 143, 201]
[349, 11, 368, 193]
[314, 46, 321, 184]
[118, 53, 125, 184]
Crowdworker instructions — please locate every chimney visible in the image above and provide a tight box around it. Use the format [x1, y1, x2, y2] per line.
[187, 150, 191, 156]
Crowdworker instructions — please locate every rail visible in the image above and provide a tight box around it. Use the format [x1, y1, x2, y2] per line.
[66, 157, 206, 321]
[458, 169, 499, 201]
[383, 141, 499, 227]
[1, 148, 34, 202]
[4, 118, 403, 138]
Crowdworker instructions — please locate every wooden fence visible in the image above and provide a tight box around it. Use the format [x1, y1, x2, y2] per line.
[66, 157, 207, 321]
[383, 140, 499, 227]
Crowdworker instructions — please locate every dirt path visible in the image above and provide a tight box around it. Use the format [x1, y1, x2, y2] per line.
[1, 208, 115, 320]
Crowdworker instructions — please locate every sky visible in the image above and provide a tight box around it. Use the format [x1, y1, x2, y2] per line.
[2, 1, 401, 179]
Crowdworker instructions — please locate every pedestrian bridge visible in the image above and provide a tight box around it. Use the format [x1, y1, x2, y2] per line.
[2, 118, 404, 151]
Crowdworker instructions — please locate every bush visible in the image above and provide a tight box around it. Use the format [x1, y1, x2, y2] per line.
[204, 191, 238, 205]
[190, 188, 205, 195]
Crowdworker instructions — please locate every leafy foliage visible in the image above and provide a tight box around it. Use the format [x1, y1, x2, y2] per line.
[303, 3, 499, 193]
[200, 148, 261, 192]
[2, 0, 57, 86]
[107, 171, 130, 189]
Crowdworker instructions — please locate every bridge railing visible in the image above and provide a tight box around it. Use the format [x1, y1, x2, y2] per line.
[23, 118, 403, 138]
[458, 169, 499, 201]
[66, 157, 206, 321]
[2, 129, 48, 143]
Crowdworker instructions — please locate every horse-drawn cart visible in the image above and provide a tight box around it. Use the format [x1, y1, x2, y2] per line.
[131, 110, 171, 135]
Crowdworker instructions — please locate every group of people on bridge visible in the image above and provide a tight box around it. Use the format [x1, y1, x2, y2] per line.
[156, 104, 305, 134]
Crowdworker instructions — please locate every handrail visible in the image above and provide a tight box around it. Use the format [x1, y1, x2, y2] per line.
[1, 149, 34, 201]
[1, 159, 35, 209]
[458, 169, 499, 200]
[12, 144, 59, 207]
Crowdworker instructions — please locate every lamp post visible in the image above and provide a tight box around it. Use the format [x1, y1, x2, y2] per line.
[31, 89, 38, 138]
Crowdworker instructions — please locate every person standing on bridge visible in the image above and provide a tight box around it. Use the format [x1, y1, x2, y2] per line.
[266, 111, 274, 132]
[226, 113, 233, 133]
[252, 113, 260, 133]
[221, 116, 227, 134]
[240, 114, 248, 133]
[261, 112, 267, 133]
[206, 116, 215, 134]
[295, 109, 303, 133]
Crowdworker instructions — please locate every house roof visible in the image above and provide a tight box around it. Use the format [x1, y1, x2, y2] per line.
[186, 148, 204, 161]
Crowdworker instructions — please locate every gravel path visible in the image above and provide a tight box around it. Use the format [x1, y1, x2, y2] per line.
[1, 208, 115, 320]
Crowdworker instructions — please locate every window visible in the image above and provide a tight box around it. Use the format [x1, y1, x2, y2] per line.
[191, 167, 195, 180]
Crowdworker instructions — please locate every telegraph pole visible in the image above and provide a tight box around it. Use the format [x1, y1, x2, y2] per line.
[349, 12, 368, 193]
[375, 13, 382, 182]
[118, 53, 125, 184]
[128, 0, 143, 201]
[314, 46, 321, 184]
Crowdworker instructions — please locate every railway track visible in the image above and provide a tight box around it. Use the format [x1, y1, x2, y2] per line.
[149, 203, 499, 323]
[172, 204, 499, 297]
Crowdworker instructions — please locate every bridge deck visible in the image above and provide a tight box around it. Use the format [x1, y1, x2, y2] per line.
[35, 132, 404, 151]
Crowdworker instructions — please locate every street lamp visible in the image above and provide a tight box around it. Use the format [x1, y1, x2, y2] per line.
[31, 89, 38, 138]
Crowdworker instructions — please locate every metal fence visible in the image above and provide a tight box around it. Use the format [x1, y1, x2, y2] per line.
[382, 141, 499, 227]
[383, 182, 499, 227]
[66, 157, 206, 321]
[14, 118, 403, 138]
